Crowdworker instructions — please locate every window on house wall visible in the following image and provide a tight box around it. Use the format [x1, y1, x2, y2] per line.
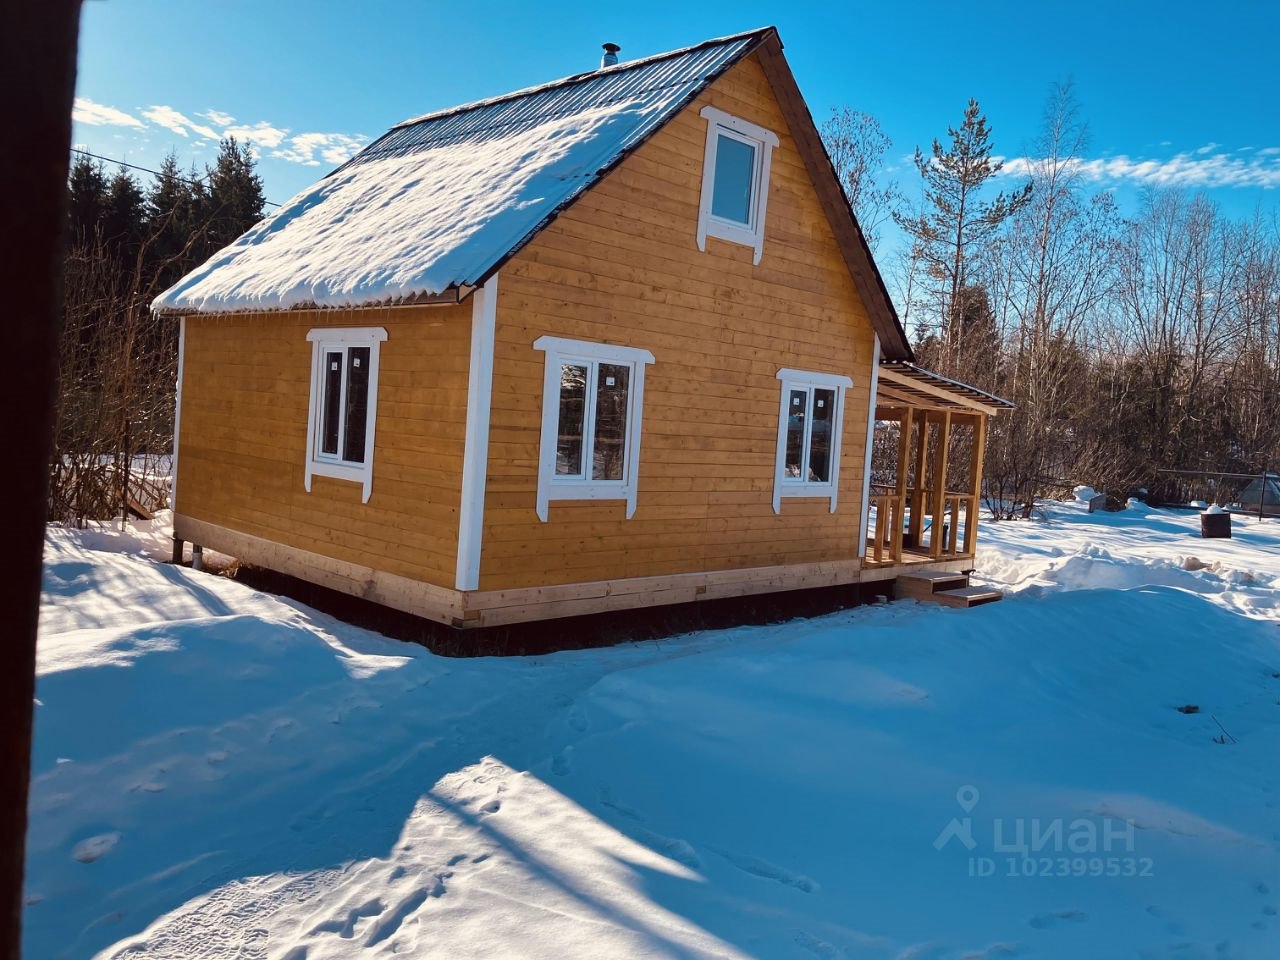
[304, 327, 387, 503]
[773, 368, 853, 513]
[533, 336, 655, 521]
[696, 105, 779, 265]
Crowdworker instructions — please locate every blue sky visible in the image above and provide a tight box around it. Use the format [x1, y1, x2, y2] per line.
[73, 0, 1280, 220]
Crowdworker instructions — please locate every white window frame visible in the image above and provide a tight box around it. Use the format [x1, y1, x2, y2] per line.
[772, 368, 853, 514]
[696, 105, 779, 265]
[534, 336, 655, 522]
[304, 326, 387, 504]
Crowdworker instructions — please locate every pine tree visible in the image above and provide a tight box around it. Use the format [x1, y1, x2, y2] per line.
[146, 152, 203, 287]
[67, 154, 108, 244]
[102, 166, 147, 262]
[206, 137, 266, 250]
[895, 99, 1031, 369]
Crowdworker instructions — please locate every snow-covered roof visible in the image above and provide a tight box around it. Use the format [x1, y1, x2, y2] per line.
[153, 29, 769, 315]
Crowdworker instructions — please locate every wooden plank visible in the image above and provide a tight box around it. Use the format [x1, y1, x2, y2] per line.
[175, 514, 465, 624]
[879, 366, 999, 416]
[965, 415, 988, 557]
[931, 412, 951, 559]
[910, 414, 929, 545]
[178, 304, 471, 587]
[892, 406, 913, 562]
[749, 38, 909, 359]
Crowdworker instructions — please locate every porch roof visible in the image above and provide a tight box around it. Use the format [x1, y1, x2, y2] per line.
[876, 361, 1014, 417]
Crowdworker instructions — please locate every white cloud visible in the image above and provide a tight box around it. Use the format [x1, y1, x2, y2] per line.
[77, 96, 367, 170]
[272, 132, 369, 166]
[199, 109, 236, 126]
[223, 121, 289, 150]
[1001, 147, 1280, 190]
[73, 97, 144, 129]
[142, 105, 220, 140]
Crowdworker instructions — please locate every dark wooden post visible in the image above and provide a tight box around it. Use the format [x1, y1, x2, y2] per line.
[1, 2, 82, 956]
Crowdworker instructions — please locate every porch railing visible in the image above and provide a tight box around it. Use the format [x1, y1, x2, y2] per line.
[867, 485, 979, 566]
[867, 489, 905, 563]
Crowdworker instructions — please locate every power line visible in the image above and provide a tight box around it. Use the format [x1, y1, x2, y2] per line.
[70, 148, 283, 208]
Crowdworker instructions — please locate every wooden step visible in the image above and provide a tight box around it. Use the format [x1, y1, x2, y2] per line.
[895, 571, 969, 600]
[930, 586, 1004, 609]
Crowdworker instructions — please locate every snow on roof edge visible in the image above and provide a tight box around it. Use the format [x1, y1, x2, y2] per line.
[153, 31, 767, 317]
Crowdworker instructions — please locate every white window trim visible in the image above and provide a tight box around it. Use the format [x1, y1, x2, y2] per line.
[772, 367, 853, 514]
[696, 105, 779, 265]
[304, 326, 387, 504]
[533, 336, 655, 522]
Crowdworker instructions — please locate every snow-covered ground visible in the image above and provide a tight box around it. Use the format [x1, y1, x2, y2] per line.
[26, 501, 1280, 959]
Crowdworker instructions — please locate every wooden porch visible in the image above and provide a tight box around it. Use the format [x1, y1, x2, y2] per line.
[863, 361, 1013, 571]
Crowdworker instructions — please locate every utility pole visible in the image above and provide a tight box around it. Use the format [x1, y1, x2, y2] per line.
[1, 3, 82, 958]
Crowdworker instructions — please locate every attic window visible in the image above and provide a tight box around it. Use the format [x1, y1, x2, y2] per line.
[533, 336, 655, 521]
[696, 105, 779, 264]
[304, 327, 387, 503]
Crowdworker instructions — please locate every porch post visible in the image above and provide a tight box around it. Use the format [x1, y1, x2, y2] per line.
[856, 334, 881, 559]
[894, 406, 913, 561]
[964, 413, 988, 556]
[931, 411, 951, 558]
[909, 412, 929, 546]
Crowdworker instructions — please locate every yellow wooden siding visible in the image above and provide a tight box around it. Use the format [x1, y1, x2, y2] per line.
[176, 304, 471, 588]
[479, 52, 876, 590]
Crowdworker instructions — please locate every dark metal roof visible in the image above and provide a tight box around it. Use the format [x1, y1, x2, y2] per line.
[342, 29, 769, 170]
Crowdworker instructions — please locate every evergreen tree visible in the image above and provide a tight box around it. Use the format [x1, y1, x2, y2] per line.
[146, 151, 203, 287]
[895, 99, 1031, 369]
[206, 137, 265, 250]
[67, 154, 108, 244]
[102, 166, 147, 262]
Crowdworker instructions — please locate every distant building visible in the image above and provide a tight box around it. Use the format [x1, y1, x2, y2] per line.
[1240, 472, 1280, 517]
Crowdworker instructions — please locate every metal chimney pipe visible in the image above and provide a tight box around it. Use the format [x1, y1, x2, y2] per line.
[600, 43, 620, 68]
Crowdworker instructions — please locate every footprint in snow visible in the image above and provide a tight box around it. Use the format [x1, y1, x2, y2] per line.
[73, 832, 121, 863]
[480, 799, 501, 815]
[447, 854, 467, 867]
[567, 706, 589, 732]
[1028, 910, 1087, 929]
[598, 786, 642, 821]
[551, 749, 572, 777]
[631, 827, 701, 870]
[364, 874, 449, 948]
[310, 898, 383, 939]
[960, 945, 1020, 959]
[794, 930, 841, 958]
[710, 847, 818, 893]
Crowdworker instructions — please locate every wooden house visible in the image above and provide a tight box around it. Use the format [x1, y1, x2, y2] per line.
[155, 27, 1011, 628]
